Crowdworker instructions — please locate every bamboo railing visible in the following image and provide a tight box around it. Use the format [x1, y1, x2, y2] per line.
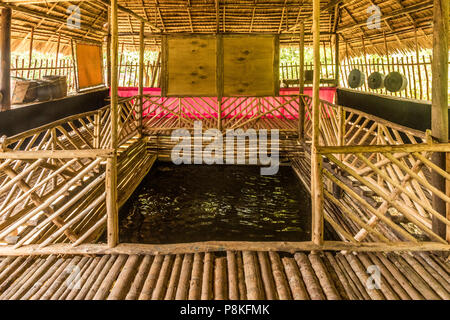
[141, 94, 302, 133]
[0, 97, 146, 248]
[300, 95, 450, 249]
[0, 91, 448, 253]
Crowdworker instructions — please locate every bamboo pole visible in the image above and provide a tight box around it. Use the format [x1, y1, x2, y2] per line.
[431, 0, 449, 239]
[106, 0, 119, 248]
[311, 0, 323, 246]
[138, 21, 144, 137]
[0, 7, 11, 111]
[27, 27, 34, 79]
[106, 7, 112, 87]
[334, 33, 339, 86]
[298, 21, 305, 140]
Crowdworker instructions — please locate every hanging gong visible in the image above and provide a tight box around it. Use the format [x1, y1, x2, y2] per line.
[348, 69, 365, 88]
[384, 72, 408, 92]
[368, 72, 385, 90]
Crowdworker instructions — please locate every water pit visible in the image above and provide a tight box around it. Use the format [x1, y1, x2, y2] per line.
[117, 163, 335, 244]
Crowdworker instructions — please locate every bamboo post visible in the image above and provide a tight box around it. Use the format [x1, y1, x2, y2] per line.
[298, 21, 305, 141]
[70, 39, 79, 92]
[106, 7, 112, 87]
[138, 21, 144, 137]
[0, 8, 11, 111]
[334, 33, 339, 86]
[27, 27, 34, 79]
[55, 33, 61, 71]
[106, 0, 119, 248]
[431, 0, 449, 239]
[311, 0, 324, 246]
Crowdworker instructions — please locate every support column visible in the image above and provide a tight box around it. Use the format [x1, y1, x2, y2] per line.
[311, 0, 323, 246]
[334, 33, 339, 86]
[106, 0, 119, 248]
[106, 7, 112, 87]
[298, 21, 305, 140]
[0, 8, 11, 111]
[431, 0, 449, 239]
[138, 21, 144, 137]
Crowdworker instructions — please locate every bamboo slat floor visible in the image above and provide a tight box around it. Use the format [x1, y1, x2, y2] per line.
[0, 251, 448, 300]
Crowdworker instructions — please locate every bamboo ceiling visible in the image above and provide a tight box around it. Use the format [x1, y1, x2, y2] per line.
[0, 0, 443, 57]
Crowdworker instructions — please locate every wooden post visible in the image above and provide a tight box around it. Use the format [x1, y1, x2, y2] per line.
[298, 21, 305, 140]
[106, 7, 112, 87]
[106, 0, 119, 248]
[70, 39, 79, 92]
[0, 8, 11, 111]
[138, 21, 144, 137]
[311, 0, 323, 246]
[431, 0, 449, 239]
[334, 33, 339, 86]
[55, 33, 61, 70]
[27, 27, 34, 79]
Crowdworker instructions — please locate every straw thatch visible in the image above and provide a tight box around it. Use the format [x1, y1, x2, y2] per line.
[0, 0, 442, 57]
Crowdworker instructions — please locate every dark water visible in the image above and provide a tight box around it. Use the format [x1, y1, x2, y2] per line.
[118, 163, 314, 244]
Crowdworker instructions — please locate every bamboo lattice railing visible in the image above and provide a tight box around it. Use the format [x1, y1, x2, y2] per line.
[0, 97, 148, 248]
[0, 91, 448, 253]
[141, 94, 302, 133]
[301, 94, 450, 249]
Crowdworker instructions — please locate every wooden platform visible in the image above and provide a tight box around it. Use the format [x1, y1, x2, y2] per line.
[0, 251, 448, 300]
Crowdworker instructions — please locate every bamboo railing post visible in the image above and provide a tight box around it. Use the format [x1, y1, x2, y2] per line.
[311, 0, 324, 246]
[94, 110, 101, 149]
[106, 0, 119, 248]
[298, 21, 305, 141]
[0, 7, 11, 111]
[217, 98, 222, 131]
[138, 21, 144, 137]
[431, 0, 449, 240]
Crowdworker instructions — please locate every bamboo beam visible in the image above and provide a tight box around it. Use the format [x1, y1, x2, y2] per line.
[106, 0, 119, 248]
[0, 241, 448, 257]
[0, 7, 11, 111]
[96, 0, 161, 32]
[288, 0, 343, 32]
[431, 0, 449, 239]
[317, 143, 450, 155]
[0, 149, 114, 159]
[0, 2, 105, 35]
[311, 0, 323, 246]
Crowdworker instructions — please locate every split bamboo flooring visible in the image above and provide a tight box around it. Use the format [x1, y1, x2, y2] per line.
[0, 250, 448, 300]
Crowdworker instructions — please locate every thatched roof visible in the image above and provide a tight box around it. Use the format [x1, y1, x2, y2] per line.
[1, 0, 442, 57]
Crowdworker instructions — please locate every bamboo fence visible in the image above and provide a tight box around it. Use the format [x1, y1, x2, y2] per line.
[11, 57, 77, 93]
